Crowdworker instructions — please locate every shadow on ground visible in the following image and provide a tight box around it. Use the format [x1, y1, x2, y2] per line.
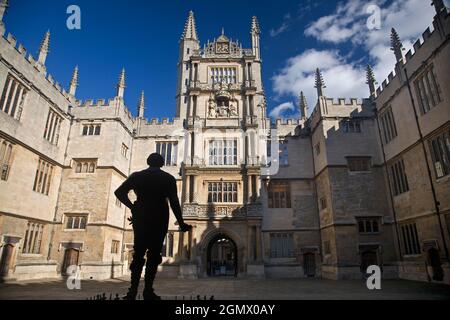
[0, 277, 449, 300]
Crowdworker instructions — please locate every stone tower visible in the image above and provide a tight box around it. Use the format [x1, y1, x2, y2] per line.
[176, 11, 200, 118]
[175, 13, 267, 278]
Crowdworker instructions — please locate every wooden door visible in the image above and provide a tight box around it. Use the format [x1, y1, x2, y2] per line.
[62, 248, 79, 275]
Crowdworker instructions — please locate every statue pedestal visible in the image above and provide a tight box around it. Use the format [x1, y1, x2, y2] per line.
[247, 263, 265, 279]
[178, 262, 198, 279]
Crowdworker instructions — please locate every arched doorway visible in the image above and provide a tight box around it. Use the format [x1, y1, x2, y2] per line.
[207, 234, 237, 277]
[427, 248, 444, 281]
[62, 248, 79, 276]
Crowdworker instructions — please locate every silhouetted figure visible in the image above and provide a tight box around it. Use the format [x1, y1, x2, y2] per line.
[115, 153, 192, 300]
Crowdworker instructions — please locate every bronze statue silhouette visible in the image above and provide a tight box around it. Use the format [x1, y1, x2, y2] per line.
[115, 153, 191, 300]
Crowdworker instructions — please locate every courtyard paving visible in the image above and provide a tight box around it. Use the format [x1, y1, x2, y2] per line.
[0, 276, 449, 300]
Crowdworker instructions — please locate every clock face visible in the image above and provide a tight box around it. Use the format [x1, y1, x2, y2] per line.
[216, 42, 230, 54]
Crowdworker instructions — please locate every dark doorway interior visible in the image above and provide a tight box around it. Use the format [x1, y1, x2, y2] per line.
[0, 244, 14, 279]
[360, 251, 378, 274]
[303, 252, 316, 277]
[207, 234, 237, 277]
[427, 248, 444, 281]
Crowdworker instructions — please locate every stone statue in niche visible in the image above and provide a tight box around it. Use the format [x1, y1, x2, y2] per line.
[218, 100, 228, 117]
[229, 101, 238, 117]
[208, 99, 217, 118]
[208, 97, 239, 118]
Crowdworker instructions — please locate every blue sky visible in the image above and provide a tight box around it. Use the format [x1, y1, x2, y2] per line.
[3, 0, 437, 119]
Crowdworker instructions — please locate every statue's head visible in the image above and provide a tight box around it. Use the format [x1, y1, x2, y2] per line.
[147, 153, 164, 168]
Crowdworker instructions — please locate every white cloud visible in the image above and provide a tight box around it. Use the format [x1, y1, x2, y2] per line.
[269, 102, 296, 119]
[304, 0, 435, 80]
[270, 14, 291, 37]
[271, 0, 436, 116]
[272, 49, 367, 115]
[304, 0, 381, 44]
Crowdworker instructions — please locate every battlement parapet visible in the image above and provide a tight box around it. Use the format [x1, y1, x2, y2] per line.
[375, 11, 449, 99]
[1, 30, 72, 106]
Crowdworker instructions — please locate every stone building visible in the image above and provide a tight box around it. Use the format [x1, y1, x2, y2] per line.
[372, 0, 450, 283]
[0, 1, 448, 284]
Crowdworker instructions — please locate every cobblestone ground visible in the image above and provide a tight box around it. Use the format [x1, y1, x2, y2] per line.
[0, 277, 449, 300]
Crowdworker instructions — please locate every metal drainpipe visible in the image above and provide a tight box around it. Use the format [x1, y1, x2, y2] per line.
[120, 124, 136, 269]
[310, 124, 323, 273]
[47, 107, 74, 261]
[403, 67, 449, 261]
[373, 105, 404, 263]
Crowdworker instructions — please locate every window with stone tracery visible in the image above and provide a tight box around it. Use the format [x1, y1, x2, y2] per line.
[268, 181, 291, 208]
[270, 233, 294, 258]
[82, 124, 101, 136]
[22, 222, 44, 254]
[43, 108, 63, 145]
[0, 138, 13, 181]
[0, 74, 27, 120]
[156, 141, 178, 166]
[74, 159, 97, 174]
[210, 67, 237, 84]
[208, 182, 238, 203]
[208, 139, 237, 166]
[65, 214, 88, 230]
[32, 158, 54, 195]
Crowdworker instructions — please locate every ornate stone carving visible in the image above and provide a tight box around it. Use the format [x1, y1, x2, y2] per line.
[208, 99, 217, 118]
[206, 81, 239, 119]
[182, 204, 246, 218]
[216, 42, 230, 54]
[229, 101, 238, 116]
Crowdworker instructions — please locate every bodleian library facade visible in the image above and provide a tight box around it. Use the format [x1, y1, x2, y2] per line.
[0, 2, 449, 284]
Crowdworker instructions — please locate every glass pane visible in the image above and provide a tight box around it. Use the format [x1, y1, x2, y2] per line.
[80, 217, 87, 229]
[167, 143, 172, 166]
[67, 217, 73, 229]
[358, 220, 364, 233]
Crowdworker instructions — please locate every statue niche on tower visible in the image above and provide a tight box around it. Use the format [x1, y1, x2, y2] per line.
[207, 81, 238, 118]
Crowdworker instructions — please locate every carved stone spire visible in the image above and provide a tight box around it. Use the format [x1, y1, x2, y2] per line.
[69, 66, 79, 96]
[181, 10, 199, 41]
[0, 0, 8, 25]
[432, 0, 446, 15]
[138, 90, 145, 118]
[366, 64, 377, 98]
[390, 28, 404, 63]
[251, 16, 261, 61]
[251, 16, 261, 34]
[37, 30, 50, 65]
[299, 91, 308, 119]
[116, 68, 125, 99]
[314, 68, 326, 97]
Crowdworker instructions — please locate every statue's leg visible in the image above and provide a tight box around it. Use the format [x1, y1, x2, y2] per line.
[124, 235, 146, 300]
[142, 233, 165, 300]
